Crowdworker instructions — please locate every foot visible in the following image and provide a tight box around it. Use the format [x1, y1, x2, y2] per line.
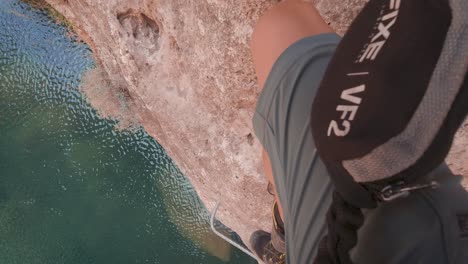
[250, 230, 286, 264]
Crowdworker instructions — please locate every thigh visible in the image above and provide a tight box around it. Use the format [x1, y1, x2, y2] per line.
[250, 0, 333, 90]
[251, 0, 334, 219]
[250, 2, 341, 262]
[251, 0, 334, 222]
[252, 34, 340, 263]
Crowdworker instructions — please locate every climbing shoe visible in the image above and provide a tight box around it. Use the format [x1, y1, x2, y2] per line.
[250, 230, 286, 264]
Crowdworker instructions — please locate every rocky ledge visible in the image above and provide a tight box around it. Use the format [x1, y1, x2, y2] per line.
[43, 0, 467, 251]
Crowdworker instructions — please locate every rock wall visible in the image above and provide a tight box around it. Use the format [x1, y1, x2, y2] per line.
[44, 0, 467, 249]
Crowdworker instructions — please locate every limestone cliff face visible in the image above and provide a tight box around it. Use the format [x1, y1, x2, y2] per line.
[43, 0, 278, 245]
[43, 0, 467, 248]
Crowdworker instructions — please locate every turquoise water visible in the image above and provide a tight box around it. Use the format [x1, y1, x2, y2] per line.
[0, 1, 254, 263]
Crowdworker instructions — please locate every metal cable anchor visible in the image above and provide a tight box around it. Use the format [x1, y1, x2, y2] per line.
[210, 201, 265, 264]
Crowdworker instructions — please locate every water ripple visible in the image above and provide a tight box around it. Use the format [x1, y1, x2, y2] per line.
[0, 1, 253, 263]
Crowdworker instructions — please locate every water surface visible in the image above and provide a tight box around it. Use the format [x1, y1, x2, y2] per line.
[0, 1, 254, 263]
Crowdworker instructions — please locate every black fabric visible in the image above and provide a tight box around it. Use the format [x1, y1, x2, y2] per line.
[324, 159, 376, 208]
[351, 168, 468, 264]
[459, 214, 468, 238]
[314, 236, 333, 264]
[313, 192, 364, 264]
[310, 0, 455, 208]
[369, 74, 468, 188]
[311, 0, 451, 160]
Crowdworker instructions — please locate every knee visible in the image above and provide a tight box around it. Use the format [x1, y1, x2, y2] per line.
[251, 1, 330, 48]
[250, 1, 332, 87]
[251, 1, 301, 50]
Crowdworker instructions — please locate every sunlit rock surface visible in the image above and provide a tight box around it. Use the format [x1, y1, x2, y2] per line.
[44, 0, 467, 246]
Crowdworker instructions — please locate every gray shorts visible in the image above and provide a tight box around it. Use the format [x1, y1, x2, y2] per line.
[252, 33, 468, 264]
[252, 33, 340, 263]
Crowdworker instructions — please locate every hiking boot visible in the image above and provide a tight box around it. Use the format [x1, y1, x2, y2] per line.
[250, 230, 286, 264]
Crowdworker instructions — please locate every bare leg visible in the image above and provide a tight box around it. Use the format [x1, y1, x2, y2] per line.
[251, 0, 333, 220]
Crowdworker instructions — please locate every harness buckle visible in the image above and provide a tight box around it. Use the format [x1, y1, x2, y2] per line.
[379, 181, 440, 202]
